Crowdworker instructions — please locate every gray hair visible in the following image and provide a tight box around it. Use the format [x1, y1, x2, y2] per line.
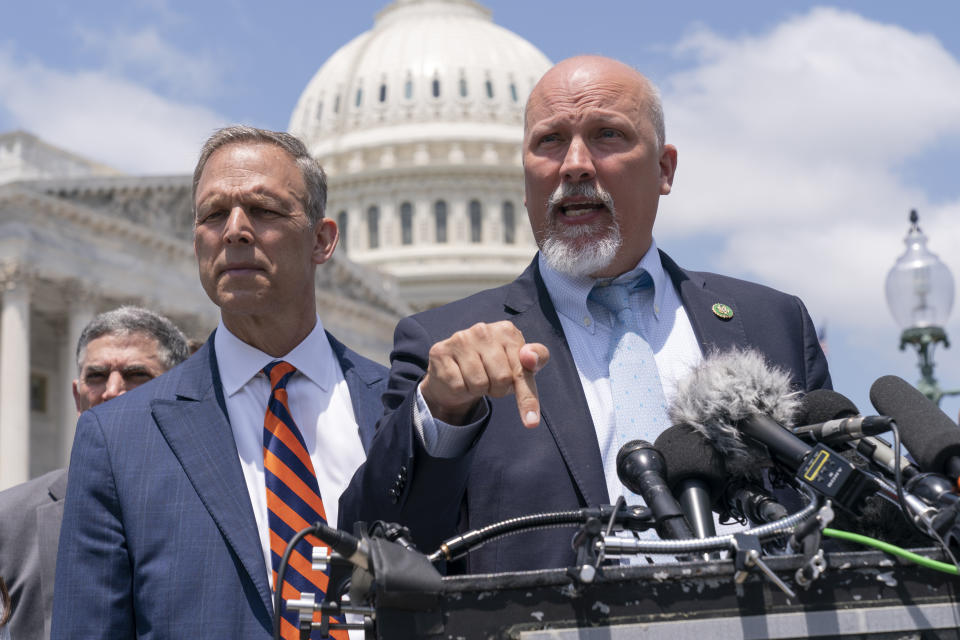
[643, 79, 666, 151]
[76, 306, 190, 374]
[192, 125, 327, 224]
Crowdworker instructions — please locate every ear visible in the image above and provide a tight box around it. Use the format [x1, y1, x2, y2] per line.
[312, 217, 339, 265]
[72, 380, 82, 415]
[658, 144, 678, 195]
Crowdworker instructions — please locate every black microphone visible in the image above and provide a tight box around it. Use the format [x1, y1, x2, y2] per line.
[795, 389, 948, 545]
[669, 349, 876, 514]
[870, 375, 960, 482]
[792, 389, 894, 445]
[616, 440, 695, 540]
[654, 425, 722, 538]
[796, 389, 918, 480]
[655, 424, 788, 527]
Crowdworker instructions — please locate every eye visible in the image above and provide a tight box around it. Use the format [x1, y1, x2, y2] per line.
[124, 372, 155, 384]
[539, 132, 562, 145]
[83, 372, 107, 384]
[251, 206, 282, 218]
[197, 209, 226, 225]
[598, 128, 623, 139]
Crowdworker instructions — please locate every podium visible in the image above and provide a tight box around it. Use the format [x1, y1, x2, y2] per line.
[371, 548, 960, 639]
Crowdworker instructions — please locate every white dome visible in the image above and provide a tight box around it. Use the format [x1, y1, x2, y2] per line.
[288, 0, 552, 311]
[288, 0, 551, 156]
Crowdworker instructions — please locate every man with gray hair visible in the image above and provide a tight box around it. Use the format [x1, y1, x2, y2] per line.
[0, 306, 188, 640]
[53, 126, 387, 639]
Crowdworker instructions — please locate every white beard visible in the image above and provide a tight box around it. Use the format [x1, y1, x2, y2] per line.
[538, 183, 621, 278]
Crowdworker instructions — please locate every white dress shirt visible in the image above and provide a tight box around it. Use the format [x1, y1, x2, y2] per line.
[214, 317, 365, 584]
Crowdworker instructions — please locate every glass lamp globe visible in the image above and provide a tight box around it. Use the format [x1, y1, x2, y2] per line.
[884, 211, 954, 330]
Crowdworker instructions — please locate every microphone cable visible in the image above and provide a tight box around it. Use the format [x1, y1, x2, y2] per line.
[273, 524, 315, 640]
[822, 527, 959, 576]
[428, 505, 654, 563]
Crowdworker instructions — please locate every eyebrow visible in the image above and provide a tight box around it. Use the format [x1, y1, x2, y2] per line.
[83, 364, 156, 376]
[196, 190, 290, 215]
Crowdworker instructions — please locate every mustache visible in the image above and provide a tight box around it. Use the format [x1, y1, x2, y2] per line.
[546, 182, 616, 216]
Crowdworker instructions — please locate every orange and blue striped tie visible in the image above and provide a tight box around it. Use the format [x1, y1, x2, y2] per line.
[263, 360, 346, 640]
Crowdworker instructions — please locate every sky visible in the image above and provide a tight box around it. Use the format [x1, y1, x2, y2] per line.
[2, 0, 959, 420]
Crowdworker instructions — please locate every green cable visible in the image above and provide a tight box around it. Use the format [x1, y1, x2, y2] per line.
[823, 527, 958, 575]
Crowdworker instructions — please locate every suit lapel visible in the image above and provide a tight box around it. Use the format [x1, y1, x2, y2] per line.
[326, 332, 385, 452]
[149, 338, 274, 619]
[504, 261, 609, 507]
[660, 251, 748, 354]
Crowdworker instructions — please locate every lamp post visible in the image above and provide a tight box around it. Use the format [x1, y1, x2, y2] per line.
[884, 209, 959, 405]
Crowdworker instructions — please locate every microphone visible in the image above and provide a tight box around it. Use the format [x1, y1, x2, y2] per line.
[792, 389, 893, 445]
[654, 425, 722, 538]
[796, 389, 918, 480]
[870, 375, 960, 482]
[669, 349, 875, 514]
[655, 424, 788, 527]
[795, 389, 946, 546]
[616, 440, 694, 540]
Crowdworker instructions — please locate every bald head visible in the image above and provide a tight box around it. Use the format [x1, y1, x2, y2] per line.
[525, 55, 665, 150]
[521, 54, 678, 279]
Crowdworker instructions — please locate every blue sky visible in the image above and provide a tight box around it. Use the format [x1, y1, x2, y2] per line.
[2, 0, 959, 420]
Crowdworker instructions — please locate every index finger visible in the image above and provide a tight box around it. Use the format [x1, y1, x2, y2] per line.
[514, 366, 541, 428]
[514, 343, 548, 428]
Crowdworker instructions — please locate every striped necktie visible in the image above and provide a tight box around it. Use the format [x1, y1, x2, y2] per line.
[263, 360, 346, 640]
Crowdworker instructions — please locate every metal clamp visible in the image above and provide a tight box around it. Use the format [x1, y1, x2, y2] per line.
[732, 533, 796, 599]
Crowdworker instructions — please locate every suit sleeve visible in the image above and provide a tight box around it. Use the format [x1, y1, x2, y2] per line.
[339, 315, 483, 554]
[51, 412, 134, 639]
[795, 295, 832, 392]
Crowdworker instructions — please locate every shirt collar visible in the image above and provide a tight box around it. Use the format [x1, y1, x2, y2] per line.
[214, 315, 335, 396]
[538, 238, 668, 331]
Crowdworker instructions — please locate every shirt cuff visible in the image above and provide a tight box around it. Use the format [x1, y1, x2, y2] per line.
[414, 384, 489, 458]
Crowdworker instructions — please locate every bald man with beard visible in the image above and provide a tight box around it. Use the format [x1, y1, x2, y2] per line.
[341, 55, 830, 573]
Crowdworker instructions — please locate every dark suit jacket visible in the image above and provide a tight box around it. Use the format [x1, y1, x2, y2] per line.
[51, 332, 386, 639]
[340, 253, 831, 573]
[0, 467, 67, 639]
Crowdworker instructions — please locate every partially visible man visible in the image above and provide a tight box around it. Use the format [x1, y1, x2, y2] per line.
[0, 306, 189, 640]
[341, 56, 830, 573]
[52, 126, 387, 639]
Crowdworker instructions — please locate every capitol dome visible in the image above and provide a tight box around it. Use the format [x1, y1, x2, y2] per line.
[289, 0, 552, 310]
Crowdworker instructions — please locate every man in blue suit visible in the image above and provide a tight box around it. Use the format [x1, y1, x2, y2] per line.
[340, 56, 830, 573]
[52, 127, 387, 638]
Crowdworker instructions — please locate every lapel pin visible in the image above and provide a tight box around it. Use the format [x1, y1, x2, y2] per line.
[712, 303, 734, 320]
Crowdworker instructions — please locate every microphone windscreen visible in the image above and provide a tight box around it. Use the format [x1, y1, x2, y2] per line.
[654, 424, 726, 503]
[869, 375, 960, 474]
[796, 389, 859, 424]
[669, 348, 800, 479]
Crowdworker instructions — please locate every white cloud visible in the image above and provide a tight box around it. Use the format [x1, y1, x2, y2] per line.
[655, 7, 960, 335]
[75, 26, 220, 98]
[0, 49, 228, 174]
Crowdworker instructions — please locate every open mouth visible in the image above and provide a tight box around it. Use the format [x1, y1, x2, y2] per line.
[559, 201, 607, 217]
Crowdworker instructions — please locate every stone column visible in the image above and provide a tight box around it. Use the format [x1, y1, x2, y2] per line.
[0, 266, 32, 489]
[60, 292, 95, 466]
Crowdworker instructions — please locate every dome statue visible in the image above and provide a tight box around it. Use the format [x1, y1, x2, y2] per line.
[289, 0, 552, 310]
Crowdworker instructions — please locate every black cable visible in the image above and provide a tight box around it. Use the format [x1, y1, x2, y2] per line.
[428, 506, 653, 563]
[273, 524, 318, 640]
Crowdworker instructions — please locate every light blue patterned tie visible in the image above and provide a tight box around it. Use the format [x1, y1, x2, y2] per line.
[589, 273, 670, 506]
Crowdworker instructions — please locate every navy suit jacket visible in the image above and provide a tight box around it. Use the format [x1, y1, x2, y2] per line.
[340, 253, 831, 573]
[51, 332, 386, 639]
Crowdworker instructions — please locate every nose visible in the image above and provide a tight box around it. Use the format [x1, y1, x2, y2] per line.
[560, 136, 596, 183]
[102, 371, 128, 402]
[223, 206, 254, 245]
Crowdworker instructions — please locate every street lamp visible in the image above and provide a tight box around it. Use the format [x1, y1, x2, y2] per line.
[884, 209, 959, 405]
